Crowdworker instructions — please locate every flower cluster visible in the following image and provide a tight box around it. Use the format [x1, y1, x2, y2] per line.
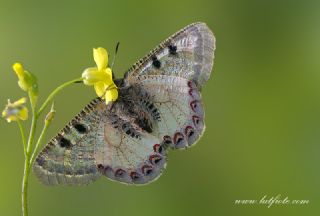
[82, 47, 118, 105]
[2, 62, 37, 123]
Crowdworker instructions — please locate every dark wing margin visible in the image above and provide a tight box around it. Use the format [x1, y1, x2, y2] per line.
[124, 22, 215, 88]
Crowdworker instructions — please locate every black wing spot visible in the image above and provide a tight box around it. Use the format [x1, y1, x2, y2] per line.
[97, 164, 104, 169]
[168, 44, 177, 55]
[152, 56, 161, 69]
[73, 123, 87, 134]
[122, 123, 127, 130]
[58, 136, 72, 149]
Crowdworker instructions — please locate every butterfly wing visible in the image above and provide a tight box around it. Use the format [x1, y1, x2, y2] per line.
[122, 22, 215, 149]
[33, 98, 167, 185]
[130, 75, 204, 149]
[125, 22, 215, 88]
[33, 99, 103, 185]
[94, 97, 167, 185]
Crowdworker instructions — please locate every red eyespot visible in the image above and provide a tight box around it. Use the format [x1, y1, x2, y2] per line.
[190, 100, 198, 112]
[149, 154, 162, 165]
[192, 115, 201, 126]
[163, 135, 172, 145]
[185, 126, 195, 138]
[174, 132, 184, 145]
[130, 172, 140, 181]
[188, 81, 194, 88]
[115, 169, 126, 177]
[189, 89, 194, 97]
[141, 165, 153, 175]
[153, 144, 163, 154]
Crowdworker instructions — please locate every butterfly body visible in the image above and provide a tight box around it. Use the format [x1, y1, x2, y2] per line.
[33, 22, 215, 185]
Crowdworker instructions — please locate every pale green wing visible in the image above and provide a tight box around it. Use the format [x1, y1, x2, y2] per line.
[94, 101, 167, 185]
[33, 98, 167, 185]
[125, 22, 215, 88]
[33, 99, 103, 185]
[131, 75, 205, 149]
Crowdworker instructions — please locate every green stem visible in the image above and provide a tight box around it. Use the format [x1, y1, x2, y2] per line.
[26, 105, 37, 155]
[29, 120, 50, 168]
[22, 157, 30, 216]
[21, 78, 81, 216]
[37, 77, 83, 117]
[22, 92, 38, 216]
[17, 120, 27, 157]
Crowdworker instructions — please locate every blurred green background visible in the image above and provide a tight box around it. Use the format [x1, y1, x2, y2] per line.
[1, 0, 320, 215]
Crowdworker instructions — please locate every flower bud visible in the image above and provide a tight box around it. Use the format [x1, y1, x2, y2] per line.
[45, 103, 56, 125]
[12, 63, 39, 106]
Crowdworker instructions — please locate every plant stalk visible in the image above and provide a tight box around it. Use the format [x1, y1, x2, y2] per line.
[21, 77, 81, 216]
[37, 77, 82, 117]
[22, 157, 30, 216]
[29, 119, 51, 168]
[17, 120, 27, 157]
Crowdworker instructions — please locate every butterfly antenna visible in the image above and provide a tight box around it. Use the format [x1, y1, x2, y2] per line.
[111, 42, 120, 70]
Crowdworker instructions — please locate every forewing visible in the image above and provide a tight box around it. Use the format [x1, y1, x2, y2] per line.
[125, 22, 215, 88]
[33, 99, 103, 185]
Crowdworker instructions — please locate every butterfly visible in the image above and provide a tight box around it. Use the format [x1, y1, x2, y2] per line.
[33, 22, 216, 185]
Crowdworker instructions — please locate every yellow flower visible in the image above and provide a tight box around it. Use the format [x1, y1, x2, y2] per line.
[12, 63, 38, 93]
[2, 97, 28, 123]
[82, 47, 118, 105]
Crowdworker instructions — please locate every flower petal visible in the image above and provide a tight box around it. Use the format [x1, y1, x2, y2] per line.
[12, 97, 27, 106]
[6, 116, 17, 123]
[18, 107, 28, 121]
[13, 62, 24, 78]
[2, 109, 7, 118]
[94, 81, 107, 97]
[82, 68, 109, 86]
[93, 47, 108, 71]
[102, 68, 113, 86]
[104, 84, 118, 105]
